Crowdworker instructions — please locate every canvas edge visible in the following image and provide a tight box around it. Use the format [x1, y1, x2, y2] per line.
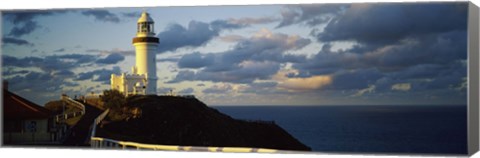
[0, 10, 4, 147]
[468, 1, 480, 156]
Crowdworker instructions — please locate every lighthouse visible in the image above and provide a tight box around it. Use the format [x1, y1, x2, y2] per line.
[133, 12, 159, 94]
[111, 11, 159, 96]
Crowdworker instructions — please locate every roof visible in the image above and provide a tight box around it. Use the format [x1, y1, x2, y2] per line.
[137, 11, 154, 23]
[3, 89, 52, 120]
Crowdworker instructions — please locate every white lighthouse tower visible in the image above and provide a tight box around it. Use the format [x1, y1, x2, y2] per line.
[132, 12, 159, 94]
[111, 11, 159, 96]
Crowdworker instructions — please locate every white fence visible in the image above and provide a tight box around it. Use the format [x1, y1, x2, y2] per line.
[90, 137, 278, 153]
[90, 108, 110, 138]
[88, 108, 278, 153]
[54, 96, 86, 123]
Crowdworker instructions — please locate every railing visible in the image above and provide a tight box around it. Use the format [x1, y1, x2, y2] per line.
[54, 111, 84, 122]
[90, 137, 278, 153]
[88, 108, 278, 153]
[90, 109, 110, 138]
[54, 96, 86, 123]
[62, 96, 86, 114]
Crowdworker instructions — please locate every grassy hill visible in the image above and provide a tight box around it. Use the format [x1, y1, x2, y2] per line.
[96, 95, 311, 151]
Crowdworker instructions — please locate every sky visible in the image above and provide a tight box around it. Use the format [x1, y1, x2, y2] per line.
[1, 2, 469, 106]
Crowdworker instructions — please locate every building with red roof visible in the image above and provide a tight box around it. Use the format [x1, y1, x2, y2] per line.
[3, 81, 57, 144]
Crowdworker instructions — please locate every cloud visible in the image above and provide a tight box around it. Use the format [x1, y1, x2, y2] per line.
[157, 57, 180, 63]
[316, 3, 467, 44]
[157, 21, 221, 53]
[352, 85, 376, 97]
[295, 30, 467, 76]
[3, 10, 68, 37]
[81, 10, 120, 23]
[4, 70, 75, 104]
[203, 84, 233, 94]
[3, 69, 30, 76]
[76, 66, 121, 83]
[274, 70, 332, 91]
[178, 88, 194, 94]
[328, 69, 384, 90]
[170, 61, 281, 84]
[391, 83, 411, 91]
[3, 54, 98, 73]
[86, 48, 135, 56]
[54, 48, 65, 52]
[240, 81, 278, 94]
[2, 37, 33, 46]
[8, 21, 39, 37]
[277, 4, 347, 28]
[157, 18, 267, 53]
[177, 52, 214, 68]
[219, 35, 246, 43]
[227, 17, 279, 25]
[96, 53, 125, 64]
[169, 29, 310, 84]
[54, 70, 75, 77]
[210, 20, 246, 31]
[121, 12, 142, 18]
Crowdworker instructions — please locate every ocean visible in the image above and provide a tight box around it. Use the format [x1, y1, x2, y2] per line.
[213, 105, 467, 155]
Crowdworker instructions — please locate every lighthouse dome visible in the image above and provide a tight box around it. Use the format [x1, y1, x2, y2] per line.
[137, 12, 154, 23]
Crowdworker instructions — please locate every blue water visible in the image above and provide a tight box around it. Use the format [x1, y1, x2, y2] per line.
[213, 105, 467, 155]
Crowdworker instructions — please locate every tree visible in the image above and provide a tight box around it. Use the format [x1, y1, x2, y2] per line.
[100, 89, 126, 110]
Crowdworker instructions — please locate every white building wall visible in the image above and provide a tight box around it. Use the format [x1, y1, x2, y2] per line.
[134, 43, 158, 95]
[111, 73, 147, 96]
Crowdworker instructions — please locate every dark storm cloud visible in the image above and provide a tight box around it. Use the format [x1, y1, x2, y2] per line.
[54, 70, 75, 77]
[2, 37, 33, 46]
[328, 68, 384, 90]
[295, 30, 467, 75]
[81, 10, 120, 23]
[96, 53, 125, 64]
[8, 21, 39, 37]
[284, 3, 467, 102]
[316, 3, 467, 43]
[6, 71, 64, 94]
[157, 21, 221, 53]
[277, 4, 347, 28]
[177, 52, 214, 68]
[157, 18, 265, 53]
[3, 10, 69, 37]
[169, 30, 310, 84]
[75, 66, 121, 83]
[2, 54, 118, 72]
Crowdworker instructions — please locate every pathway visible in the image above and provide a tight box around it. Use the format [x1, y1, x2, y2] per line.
[62, 101, 103, 146]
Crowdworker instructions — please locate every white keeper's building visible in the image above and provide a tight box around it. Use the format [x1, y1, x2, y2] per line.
[111, 12, 159, 96]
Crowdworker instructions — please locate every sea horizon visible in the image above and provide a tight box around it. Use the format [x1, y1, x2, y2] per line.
[214, 105, 467, 154]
